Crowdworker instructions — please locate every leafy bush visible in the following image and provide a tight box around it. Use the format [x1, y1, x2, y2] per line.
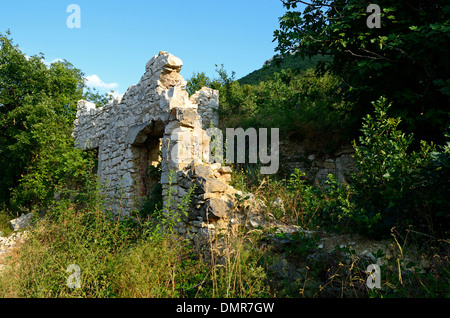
[185, 71, 222, 96]
[351, 97, 450, 238]
[284, 169, 363, 232]
[138, 164, 163, 220]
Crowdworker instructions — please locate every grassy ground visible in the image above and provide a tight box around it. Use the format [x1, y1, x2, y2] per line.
[1, 169, 448, 298]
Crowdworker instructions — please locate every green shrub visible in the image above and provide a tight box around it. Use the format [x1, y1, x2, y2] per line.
[351, 97, 450, 238]
[280, 97, 449, 238]
[138, 164, 163, 220]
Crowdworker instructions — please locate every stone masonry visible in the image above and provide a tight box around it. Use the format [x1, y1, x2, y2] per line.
[73, 52, 220, 214]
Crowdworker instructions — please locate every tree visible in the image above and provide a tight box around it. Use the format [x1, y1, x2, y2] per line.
[274, 0, 450, 144]
[0, 31, 102, 209]
[186, 72, 215, 96]
[185, 66, 229, 96]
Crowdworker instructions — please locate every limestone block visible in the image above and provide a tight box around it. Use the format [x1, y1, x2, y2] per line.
[164, 120, 181, 134]
[166, 54, 183, 69]
[126, 122, 153, 145]
[210, 163, 221, 171]
[219, 174, 232, 184]
[177, 186, 188, 198]
[120, 172, 135, 187]
[195, 177, 229, 194]
[176, 108, 199, 128]
[189, 165, 213, 179]
[161, 171, 171, 185]
[218, 166, 232, 174]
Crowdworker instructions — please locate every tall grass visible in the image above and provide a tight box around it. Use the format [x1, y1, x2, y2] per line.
[0, 176, 269, 298]
[1, 166, 448, 298]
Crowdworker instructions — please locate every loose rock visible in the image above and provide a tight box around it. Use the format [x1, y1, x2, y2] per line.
[9, 213, 33, 231]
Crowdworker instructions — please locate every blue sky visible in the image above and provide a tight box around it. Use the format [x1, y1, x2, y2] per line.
[0, 0, 296, 97]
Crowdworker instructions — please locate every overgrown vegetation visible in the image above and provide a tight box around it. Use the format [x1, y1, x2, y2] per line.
[238, 53, 331, 85]
[0, 170, 271, 298]
[188, 64, 354, 153]
[228, 98, 449, 239]
[351, 98, 449, 239]
[1, 0, 449, 298]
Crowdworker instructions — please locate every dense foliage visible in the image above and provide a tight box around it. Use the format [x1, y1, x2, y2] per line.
[238, 53, 331, 85]
[188, 66, 354, 152]
[0, 32, 102, 211]
[274, 0, 450, 144]
[351, 97, 449, 238]
[185, 70, 223, 96]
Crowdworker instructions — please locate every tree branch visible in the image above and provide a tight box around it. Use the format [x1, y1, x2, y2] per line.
[360, 48, 396, 62]
[343, 48, 396, 63]
[282, 0, 343, 19]
[282, 0, 335, 9]
[344, 49, 380, 60]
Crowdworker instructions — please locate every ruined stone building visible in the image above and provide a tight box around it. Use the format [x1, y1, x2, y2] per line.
[73, 52, 219, 213]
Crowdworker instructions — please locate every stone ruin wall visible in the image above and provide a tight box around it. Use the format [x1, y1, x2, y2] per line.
[282, 146, 356, 184]
[72, 52, 216, 213]
[72, 52, 280, 253]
